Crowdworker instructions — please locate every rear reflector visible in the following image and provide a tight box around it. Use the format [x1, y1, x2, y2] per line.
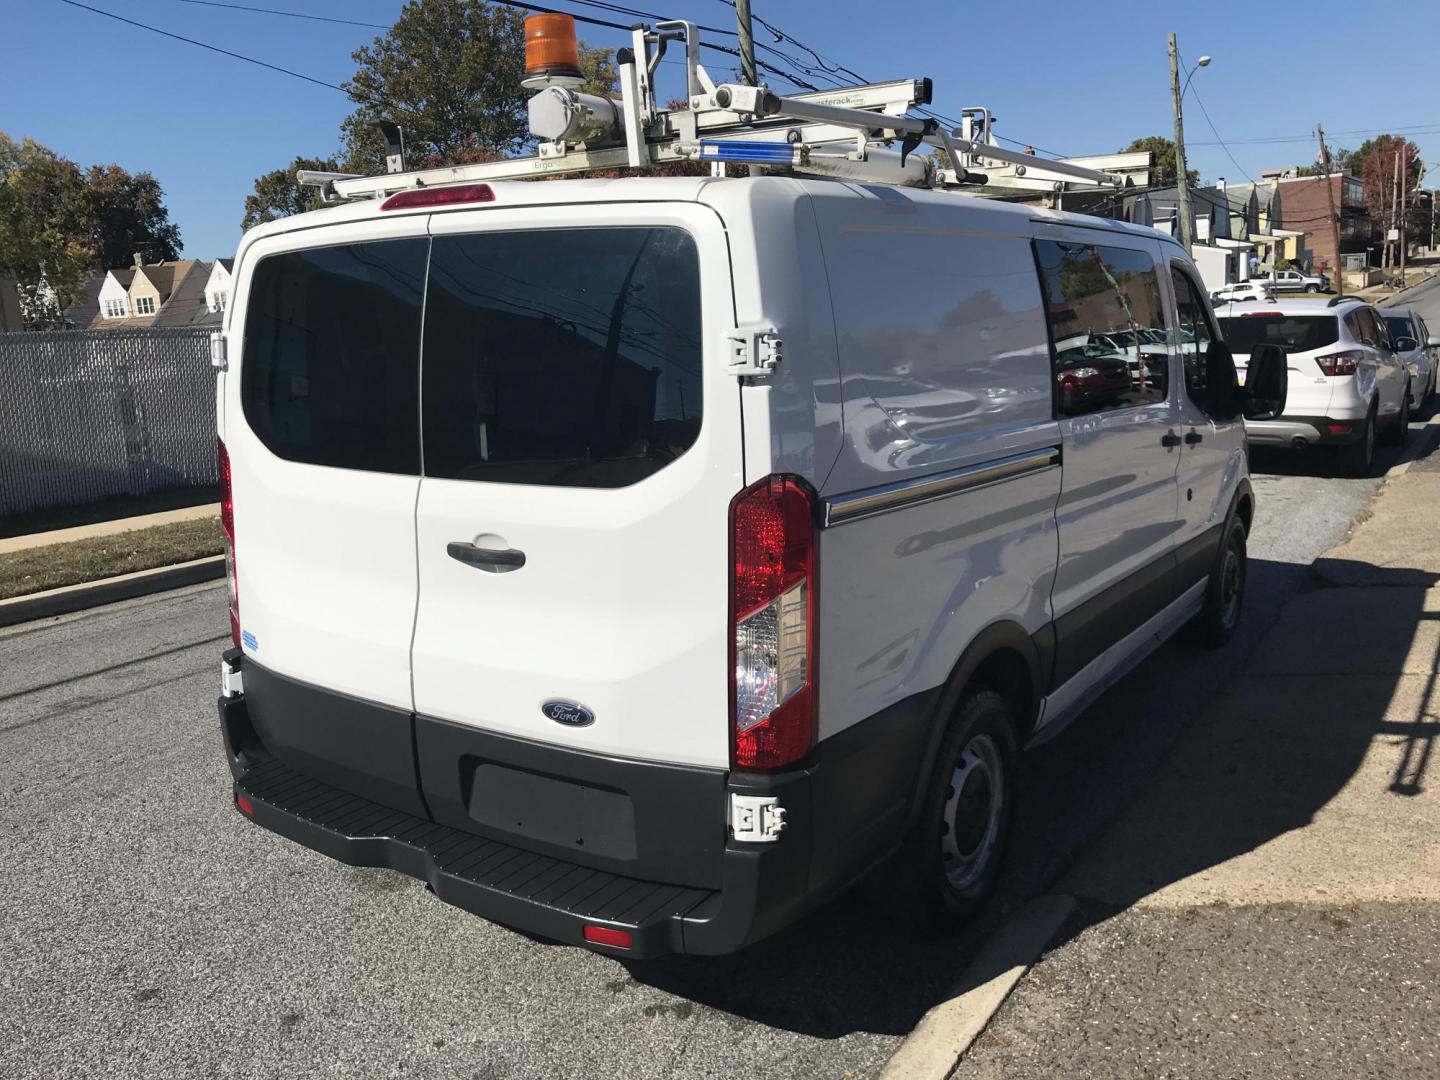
[235, 793, 254, 816]
[582, 925, 632, 949]
[1325, 422, 1352, 435]
[380, 183, 496, 211]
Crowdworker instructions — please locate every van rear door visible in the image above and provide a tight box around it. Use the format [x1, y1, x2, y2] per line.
[226, 219, 430, 815]
[409, 203, 741, 797]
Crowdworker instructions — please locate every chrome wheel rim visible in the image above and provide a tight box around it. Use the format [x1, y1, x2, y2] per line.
[941, 734, 1004, 893]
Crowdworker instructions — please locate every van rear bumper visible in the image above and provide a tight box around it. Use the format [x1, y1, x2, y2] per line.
[218, 656, 933, 958]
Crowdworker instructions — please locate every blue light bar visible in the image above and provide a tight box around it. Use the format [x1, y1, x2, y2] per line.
[698, 140, 799, 165]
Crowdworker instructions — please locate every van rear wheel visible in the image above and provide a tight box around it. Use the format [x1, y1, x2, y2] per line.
[892, 690, 1018, 928]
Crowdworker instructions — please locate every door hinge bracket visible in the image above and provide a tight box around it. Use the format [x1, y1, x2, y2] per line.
[210, 331, 228, 371]
[220, 656, 244, 698]
[729, 793, 787, 843]
[725, 327, 783, 378]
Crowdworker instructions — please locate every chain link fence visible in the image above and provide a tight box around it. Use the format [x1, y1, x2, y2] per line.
[0, 327, 216, 519]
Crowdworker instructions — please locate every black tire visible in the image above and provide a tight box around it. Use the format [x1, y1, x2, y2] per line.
[890, 690, 1019, 929]
[1337, 410, 1375, 477]
[1191, 517, 1247, 648]
[1382, 388, 1411, 447]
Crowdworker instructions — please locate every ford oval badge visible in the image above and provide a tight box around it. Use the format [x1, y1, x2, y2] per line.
[542, 699, 595, 727]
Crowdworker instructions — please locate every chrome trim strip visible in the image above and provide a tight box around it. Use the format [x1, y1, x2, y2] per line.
[821, 446, 1061, 527]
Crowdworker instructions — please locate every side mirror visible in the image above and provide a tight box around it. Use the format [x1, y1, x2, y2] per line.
[1394, 336, 1418, 352]
[1204, 340, 1241, 421]
[1428, 336, 1440, 348]
[1243, 343, 1288, 421]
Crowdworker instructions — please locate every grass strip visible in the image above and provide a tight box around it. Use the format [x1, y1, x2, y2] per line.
[0, 517, 224, 600]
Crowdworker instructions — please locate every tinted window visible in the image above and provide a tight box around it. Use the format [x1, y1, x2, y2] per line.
[241, 239, 427, 474]
[1035, 239, 1169, 416]
[1218, 313, 1339, 353]
[422, 228, 702, 488]
[1170, 266, 1215, 403]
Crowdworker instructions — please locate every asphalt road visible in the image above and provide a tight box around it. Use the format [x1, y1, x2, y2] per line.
[0, 371, 1430, 1078]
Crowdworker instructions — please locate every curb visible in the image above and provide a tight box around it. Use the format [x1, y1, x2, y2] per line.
[0, 555, 226, 628]
[880, 894, 1075, 1080]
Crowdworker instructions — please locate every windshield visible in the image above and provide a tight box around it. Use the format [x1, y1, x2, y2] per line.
[1218, 314, 1339, 354]
[1384, 316, 1414, 344]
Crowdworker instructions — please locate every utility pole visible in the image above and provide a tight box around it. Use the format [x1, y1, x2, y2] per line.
[1388, 149, 1401, 269]
[735, 0, 756, 86]
[1400, 156, 1408, 279]
[1317, 125, 1343, 295]
[1168, 34, 1193, 251]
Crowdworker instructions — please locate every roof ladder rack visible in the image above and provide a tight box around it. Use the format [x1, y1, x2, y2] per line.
[300, 21, 1129, 203]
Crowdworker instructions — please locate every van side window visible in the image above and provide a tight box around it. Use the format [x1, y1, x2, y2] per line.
[422, 227, 702, 488]
[1034, 239, 1169, 417]
[1169, 266, 1216, 404]
[240, 239, 427, 475]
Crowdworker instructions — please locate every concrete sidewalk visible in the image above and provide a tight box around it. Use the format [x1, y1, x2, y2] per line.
[958, 458, 1440, 1076]
[0, 502, 220, 556]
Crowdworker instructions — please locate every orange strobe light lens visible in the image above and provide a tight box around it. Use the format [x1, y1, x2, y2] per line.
[524, 14, 582, 80]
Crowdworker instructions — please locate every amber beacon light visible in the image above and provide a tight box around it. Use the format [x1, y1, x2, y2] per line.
[523, 14, 585, 89]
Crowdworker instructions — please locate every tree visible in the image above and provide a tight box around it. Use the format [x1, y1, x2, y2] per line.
[1357, 135, 1423, 263]
[1122, 136, 1198, 189]
[340, 0, 530, 172]
[84, 163, 182, 268]
[0, 134, 97, 326]
[241, 155, 341, 230]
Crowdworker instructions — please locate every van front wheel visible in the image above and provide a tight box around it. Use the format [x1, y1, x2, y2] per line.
[1190, 517, 1247, 648]
[895, 690, 1018, 927]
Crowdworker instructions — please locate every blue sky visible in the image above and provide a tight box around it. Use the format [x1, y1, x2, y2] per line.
[5, 0, 1438, 260]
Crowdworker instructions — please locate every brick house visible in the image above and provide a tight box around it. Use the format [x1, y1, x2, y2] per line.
[1269, 172, 1373, 274]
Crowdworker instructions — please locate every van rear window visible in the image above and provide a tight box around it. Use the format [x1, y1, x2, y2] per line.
[1217, 314, 1338, 354]
[422, 227, 702, 488]
[241, 239, 427, 474]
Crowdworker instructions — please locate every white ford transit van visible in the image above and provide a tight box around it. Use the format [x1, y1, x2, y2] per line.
[215, 174, 1286, 957]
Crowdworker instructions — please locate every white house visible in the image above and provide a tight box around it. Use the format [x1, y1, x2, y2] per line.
[204, 259, 233, 315]
[96, 268, 136, 320]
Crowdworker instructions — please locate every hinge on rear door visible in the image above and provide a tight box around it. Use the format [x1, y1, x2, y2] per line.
[724, 327, 783, 378]
[220, 654, 244, 698]
[210, 332, 228, 371]
[730, 793, 787, 843]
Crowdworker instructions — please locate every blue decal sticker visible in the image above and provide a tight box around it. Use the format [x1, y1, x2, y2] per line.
[241, 630, 258, 652]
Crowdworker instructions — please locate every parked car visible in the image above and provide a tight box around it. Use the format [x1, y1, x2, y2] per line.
[1381, 308, 1438, 413]
[214, 176, 1287, 958]
[1055, 344, 1132, 412]
[1217, 297, 1410, 475]
[1266, 268, 1330, 294]
[1212, 281, 1272, 305]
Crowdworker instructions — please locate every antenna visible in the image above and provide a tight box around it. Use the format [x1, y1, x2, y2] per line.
[303, 20, 1130, 203]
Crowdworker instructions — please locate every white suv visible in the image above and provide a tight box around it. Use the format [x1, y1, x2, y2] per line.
[214, 175, 1286, 957]
[1217, 297, 1410, 475]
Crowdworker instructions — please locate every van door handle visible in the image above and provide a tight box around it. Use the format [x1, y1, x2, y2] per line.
[447, 541, 526, 573]
[1161, 432, 1182, 448]
[1185, 431, 1203, 445]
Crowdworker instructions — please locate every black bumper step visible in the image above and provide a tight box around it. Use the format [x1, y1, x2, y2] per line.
[235, 758, 715, 956]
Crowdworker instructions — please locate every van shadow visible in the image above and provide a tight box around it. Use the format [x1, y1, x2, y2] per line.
[625, 558, 1438, 1039]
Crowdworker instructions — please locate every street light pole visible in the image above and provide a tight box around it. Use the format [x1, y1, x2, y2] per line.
[1169, 34, 1193, 251]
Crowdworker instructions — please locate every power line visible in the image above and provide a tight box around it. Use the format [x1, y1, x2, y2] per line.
[56, 0, 357, 95]
[1177, 50, 1255, 187]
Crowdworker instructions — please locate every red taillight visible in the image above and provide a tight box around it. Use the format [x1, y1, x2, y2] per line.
[582, 925, 632, 950]
[1325, 422, 1352, 435]
[218, 437, 240, 648]
[235, 793, 254, 816]
[380, 183, 496, 211]
[1316, 349, 1364, 377]
[729, 476, 817, 771]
